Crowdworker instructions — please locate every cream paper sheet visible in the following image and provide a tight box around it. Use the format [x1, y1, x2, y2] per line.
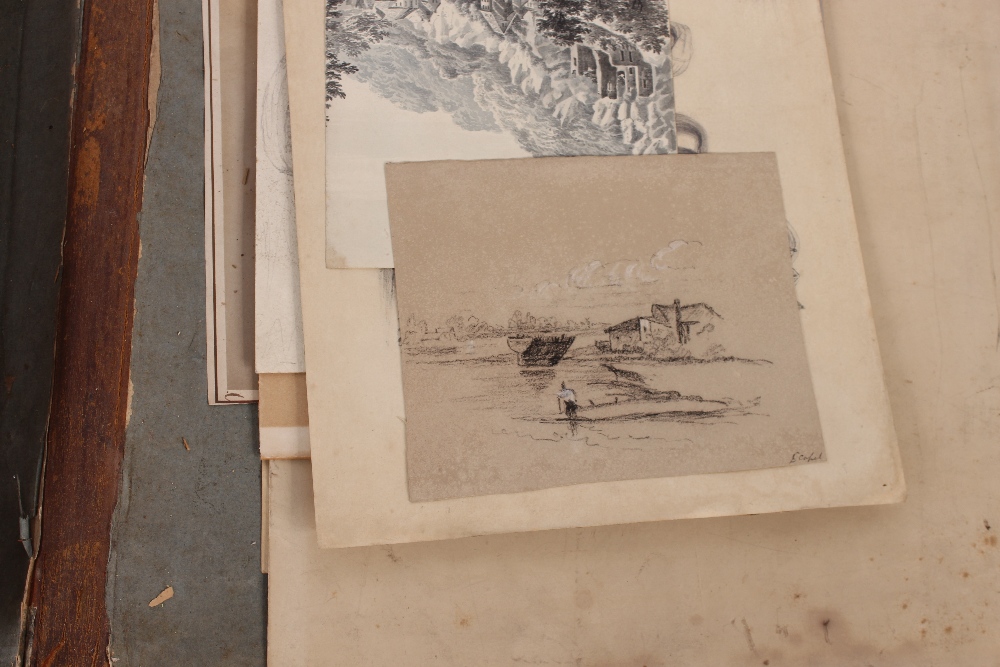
[285, 0, 902, 549]
[259, 372, 310, 459]
[268, 0, 1000, 660]
[254, 0, 307, 470]
[204, 0, 259, 402]
[255, 0, 306, 373]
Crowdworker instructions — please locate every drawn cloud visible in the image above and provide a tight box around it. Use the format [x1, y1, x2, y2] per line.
[530, 241, 702, 297]
[650, 239, 701, 271]
[567, 259, 658, 289]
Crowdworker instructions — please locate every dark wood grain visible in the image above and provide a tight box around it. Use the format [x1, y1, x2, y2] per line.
[28, 0, 154, 662]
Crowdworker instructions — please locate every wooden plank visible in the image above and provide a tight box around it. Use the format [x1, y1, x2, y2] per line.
[27, 0, 154, 661]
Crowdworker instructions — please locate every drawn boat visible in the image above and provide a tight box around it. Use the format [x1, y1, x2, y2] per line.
[507, 334, 575, 366]
[572, 398, 727, 421]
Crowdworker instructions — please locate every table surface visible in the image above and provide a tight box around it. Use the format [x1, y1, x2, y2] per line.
[9, 0, 1000, 664]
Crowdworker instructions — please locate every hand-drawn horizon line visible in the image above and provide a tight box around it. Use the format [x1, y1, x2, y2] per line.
[401, 296, 729, 359]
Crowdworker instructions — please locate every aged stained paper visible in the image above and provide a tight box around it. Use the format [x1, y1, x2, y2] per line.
[204, 0, 259, 402]
[258, 372, 310, 459]
[324, 0, 682, 268]
[255, 0, 309, 470]
[268, 1, 1000, 663]
[387, 154, 824, 500]
[284, 0, 901, 548]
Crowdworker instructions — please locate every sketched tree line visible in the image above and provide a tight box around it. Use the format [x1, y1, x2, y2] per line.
[326, 0, 389, 102]
[536, 0, 672, 53]
[401, 311, 600, 345]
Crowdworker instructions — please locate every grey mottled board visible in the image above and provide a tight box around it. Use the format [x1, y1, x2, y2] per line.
[106, 1, 265, 663]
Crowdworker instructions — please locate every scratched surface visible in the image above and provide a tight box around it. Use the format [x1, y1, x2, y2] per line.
[104, 0, 266, 663]
[268, 1, 1000, 664]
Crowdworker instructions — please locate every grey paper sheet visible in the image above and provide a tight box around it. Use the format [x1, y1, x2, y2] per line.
[386, 153, 824, 501]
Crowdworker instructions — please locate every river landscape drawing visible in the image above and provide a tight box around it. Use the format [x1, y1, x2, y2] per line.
[385, 151, 827, 502]
[396, 235, 825, 502]
[402, 293, 764, 429]
[400, 273, 786, 483]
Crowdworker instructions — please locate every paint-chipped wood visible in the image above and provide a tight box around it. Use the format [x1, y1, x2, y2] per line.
[27, 0, 155, 662]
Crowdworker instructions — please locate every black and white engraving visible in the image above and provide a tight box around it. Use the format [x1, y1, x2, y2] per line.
[325, 0, 686, 156]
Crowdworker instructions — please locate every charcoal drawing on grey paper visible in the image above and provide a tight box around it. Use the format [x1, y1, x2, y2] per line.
[384, 153, 826, 502]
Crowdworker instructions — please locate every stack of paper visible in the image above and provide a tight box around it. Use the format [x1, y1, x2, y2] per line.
[279, 0, 903, 547]
[206, 0, 936, 661]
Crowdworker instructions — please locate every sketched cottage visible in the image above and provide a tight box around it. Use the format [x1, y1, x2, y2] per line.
[570, 44, 654, 99]
[364, 0, 441, 22]
[604, 300, 721, 357]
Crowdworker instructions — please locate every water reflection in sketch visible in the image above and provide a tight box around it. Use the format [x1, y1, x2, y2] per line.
[404, 296, 772, 449]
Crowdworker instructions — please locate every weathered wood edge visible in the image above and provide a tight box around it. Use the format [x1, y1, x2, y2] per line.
[27, 0, 154, 662]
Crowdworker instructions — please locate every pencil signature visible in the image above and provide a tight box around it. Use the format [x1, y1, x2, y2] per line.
[789, 451, 824, 464]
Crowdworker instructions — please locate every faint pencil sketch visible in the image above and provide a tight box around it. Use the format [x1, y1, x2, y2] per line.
[325, 0, 695, 155]
[261, 56, 293, 175]
[669, 20, 692, 76]
[675, 113, 707, 154]
[256, 5, 306, 373]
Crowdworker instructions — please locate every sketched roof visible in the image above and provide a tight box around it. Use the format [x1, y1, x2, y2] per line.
[605, 303, 721, 334]
[651, 302, 722, 325]
[380, 6, 416, 18]
[371, 0, 428, 19]
[480, 10, 519, 34]
[680, 302, 722, 322]
[410, 4, 433, 19]
[605, 317, 644, 334]
[359, 0, 436, 13]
